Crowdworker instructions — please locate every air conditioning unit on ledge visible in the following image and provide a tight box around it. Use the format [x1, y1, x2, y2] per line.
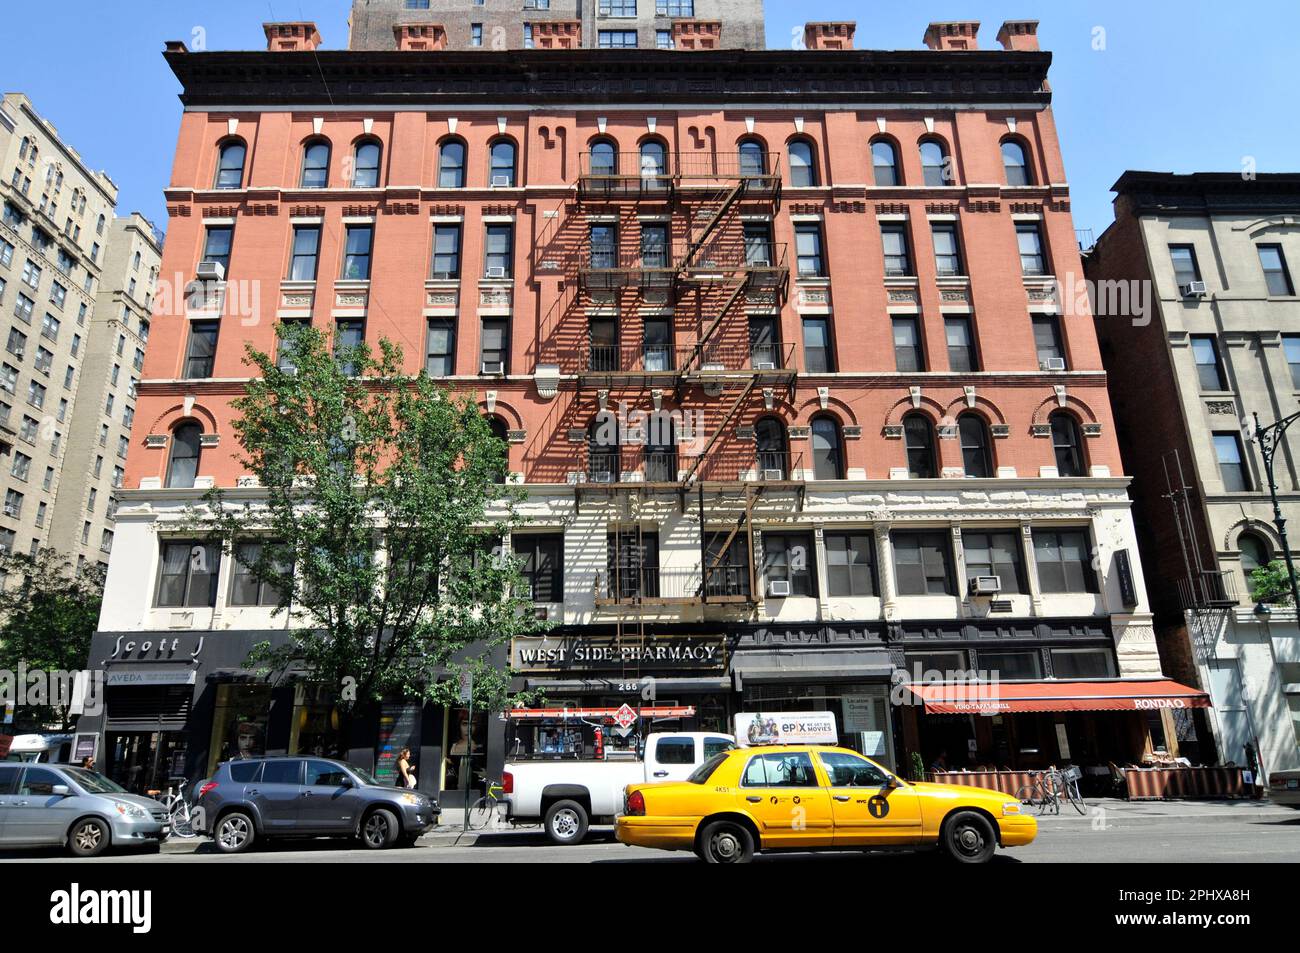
[969, 575, 1002, 596]
[767, 579, 792, 598]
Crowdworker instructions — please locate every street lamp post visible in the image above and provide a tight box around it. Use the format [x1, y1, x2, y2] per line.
[1252, 410, 1300, 612]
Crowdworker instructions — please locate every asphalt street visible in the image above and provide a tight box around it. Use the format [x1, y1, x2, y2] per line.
[3, 803, 1298, 863]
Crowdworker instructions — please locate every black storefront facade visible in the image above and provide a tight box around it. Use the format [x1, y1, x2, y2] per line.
[76, 629, 509, 806]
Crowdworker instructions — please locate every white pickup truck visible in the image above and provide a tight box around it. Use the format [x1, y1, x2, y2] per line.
[503, 732, 735, 844]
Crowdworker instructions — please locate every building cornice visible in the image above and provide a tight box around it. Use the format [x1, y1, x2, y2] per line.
[1112, 170, 1300, 216]
[163, 48, 1053, 110]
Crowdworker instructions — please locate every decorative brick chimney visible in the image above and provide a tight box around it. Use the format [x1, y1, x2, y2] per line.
[996, 20, 1040, 52]
[393, 23, 447, 51]
[263, 22, 322, 52]
[803, 22, 855, 51]
[923, 21, 979, 51]
[533, 20, 581, 49]
[672, 20, 722, 50]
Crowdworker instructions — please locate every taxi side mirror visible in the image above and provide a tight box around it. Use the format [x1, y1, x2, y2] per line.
[886, 775, 901, 789]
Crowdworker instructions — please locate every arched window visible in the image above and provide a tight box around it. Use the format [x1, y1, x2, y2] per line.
[589, 138, 617, 177]
[919, 138, 950, 187]
[352, 139, 382, 188]
[1238, 532, 1270, 577]
[166, 422, 203, 489]
[755, 417, 788, 479]
[300, 139, 330, 188]
[871, 138, 901, 187]
[588, 412, 620, 483]
[1050, 412, 1086, 477]
[1001, 138, 1032, 187]
[438, 138, 466, 188]
[958, 413, 993, 478]
[639, 139, 667, 188]
[788, 138, 817, 187]
[904, 414, 937, 478]
[96, 214, 106, 236]
[215, 140, 246, 190]
[18, 137, 29, 161]
[738, 138, 766, 178]
[488, 416, 509, 484]
[811, 415, 844, 480]
[489, 139, 517, 187]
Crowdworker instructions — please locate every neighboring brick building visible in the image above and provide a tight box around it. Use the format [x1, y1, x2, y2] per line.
[79, 18, 1204, 801]
[347, 0, 766, 52]
[1088, 172, 1300, 775]
[0, 93, 158, 575]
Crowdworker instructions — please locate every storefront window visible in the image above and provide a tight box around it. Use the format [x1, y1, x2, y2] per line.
[208, 683, 272, 775]
[1049, 647, 1115, 679]
[291, 682, 341, 757]
[976, 649, 1042, 680]
[444, 706, 488, 796]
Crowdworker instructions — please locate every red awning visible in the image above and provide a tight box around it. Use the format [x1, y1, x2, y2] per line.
[505, 706, 695, 720]
[906, 679, 1211, 715]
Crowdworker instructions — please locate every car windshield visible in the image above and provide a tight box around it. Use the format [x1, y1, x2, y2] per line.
[687, 751, 730, 785]
[349, 765, 381, 786]
[62, 767, 128, 795]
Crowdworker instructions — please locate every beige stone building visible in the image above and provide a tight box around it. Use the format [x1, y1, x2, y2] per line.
[0, 93, 159, 573]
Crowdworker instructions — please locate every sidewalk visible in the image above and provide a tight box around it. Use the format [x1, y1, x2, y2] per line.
[1032, 796, 1298, 822]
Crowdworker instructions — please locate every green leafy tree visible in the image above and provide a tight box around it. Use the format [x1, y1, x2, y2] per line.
[0, 551, 105, 730]
[1249, 559, 1298, 605]
[194, 323, 545, 753]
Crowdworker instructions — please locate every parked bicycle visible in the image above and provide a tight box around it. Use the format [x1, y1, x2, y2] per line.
[1015, 766, 1087, 816]
[161, 778, 198, 838]
[468, 779, 507, 830]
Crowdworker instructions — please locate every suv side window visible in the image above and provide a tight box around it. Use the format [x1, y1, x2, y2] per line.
[305, 760, 350, 787]
[0, 764, 20, 794]
[654, 738, 696, 765]
[19, 767, 64, 795]
[259, 760, 303, 785]
[227, 761, 262, 783]
[704, 737, 736, 759]
[741, 752, 819, 787]
[819, 751, 889, 787]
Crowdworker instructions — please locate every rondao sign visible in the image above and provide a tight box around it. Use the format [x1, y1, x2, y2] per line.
[734, 711, 838, 747]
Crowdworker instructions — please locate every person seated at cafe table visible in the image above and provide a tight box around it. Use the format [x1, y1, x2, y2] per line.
[929, 750, 949, 774]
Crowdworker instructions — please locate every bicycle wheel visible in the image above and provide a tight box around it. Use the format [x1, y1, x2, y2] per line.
[468, 796, 494, 830]
[169, 800, 197, 838]
[1066, 780, 1088, 815]
[1013, 783, 1038, 806]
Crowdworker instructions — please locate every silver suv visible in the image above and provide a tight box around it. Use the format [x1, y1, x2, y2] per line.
[193, 756, 439, 853]
[0, 763, 169, 856]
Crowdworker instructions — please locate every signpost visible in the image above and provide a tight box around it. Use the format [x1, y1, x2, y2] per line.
[460, 671, 473, 832]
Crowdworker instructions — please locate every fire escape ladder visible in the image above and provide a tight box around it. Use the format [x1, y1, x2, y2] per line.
[678, 277, 749, 381]
[696, 485, 761, 602]
[679, 179, 746, 269]
[681, 376, 758, 487]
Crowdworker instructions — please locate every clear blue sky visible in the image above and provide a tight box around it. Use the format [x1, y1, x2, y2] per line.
[4, 1, 1296, 238]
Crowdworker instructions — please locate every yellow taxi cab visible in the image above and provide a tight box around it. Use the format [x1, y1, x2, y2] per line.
[616, 744, 1036, 863]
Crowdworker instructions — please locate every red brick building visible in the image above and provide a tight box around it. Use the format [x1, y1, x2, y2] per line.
[81, 19, 1197, 801]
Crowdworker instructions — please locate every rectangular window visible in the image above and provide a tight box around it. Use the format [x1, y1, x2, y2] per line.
[607, 530, 661, 599]
[656, 0, 693, 13]
[761, 532, 816, 597]
[10, 452, 31, 481]
[484, 224, 513, 277]
[288, 226, 321, 281]
[21, 259, 41, 289]
[794, 223, 826, 277]
[342, 225, 374, 280]
[202, 226, 233, 272]
[1032, 528, 1098, 593]
[26, 380, 45, 409]
[892, 316, 924, 372]
[1032, 314, 1065, 369]
[1049, 648, 1115, 679]
[892, 530, 954, 595]
[598, 30, 638, 48]
[431, 224, 461, 279]
[49, 282, 66, 310]
[1016, 223, 1046, 276]
[0, 363, 16, 394]
[825, 531, 876, 597]
[1169, 244, 1201, 288]
[480, 318, 508, 374]
[156, 540, 220, 608]
[1213, 432, 1251, 491]
[471, 24, 483, 46]
[512, 534, 564, 603]
[881, 224, 912, 276]
[600, 0, 636, 12]
[14, 293, 34, 324]
[334, 319, 365, 376]
[1284, 334, 1300, 389]
[523, 23, 533, 48]
[40, 313, 59, 341]
[931, 223, 962, 276]
[1258, 244, 1294, 296]
[656, 30, 673, 49]
[944, 316, 977, 372]
[802, 317, 833, 373]
[230, 540, 290, 607]
[185, 320, 219, 378]
[1190, 335, 1227, 391]
[426, 318, 456, 376]
[978, 650, 1042, 680]
[962, 530, 1024, 594]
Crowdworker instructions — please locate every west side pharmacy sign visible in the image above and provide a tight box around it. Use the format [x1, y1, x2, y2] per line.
[512, 635, 725, 672]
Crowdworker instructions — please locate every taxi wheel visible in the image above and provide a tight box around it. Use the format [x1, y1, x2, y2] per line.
[941, 811, 996, 864]
[697, 820, 755, 864]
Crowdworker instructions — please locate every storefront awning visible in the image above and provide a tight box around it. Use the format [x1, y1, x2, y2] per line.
[906, 679, 1211, 715]
[104, 666, 197, 687]
[506, 706, 695, 720]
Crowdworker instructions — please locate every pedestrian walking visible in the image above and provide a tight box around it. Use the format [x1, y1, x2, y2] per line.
[396, 746, 417, 789]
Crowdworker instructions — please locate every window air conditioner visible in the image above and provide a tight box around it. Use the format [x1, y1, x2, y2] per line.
[485, 266, 507, 279]
[195, 260, 226, 282]
[1180, 280, 1207, 298]
[767, 579, 792, 597]
[1040, 357, 1066, 372]
[761, 468, 785, 481]
[481, 360, 504, 375]
[755, 361, 776, 370]
[969, 575, 1002, 596]
[490, 175, 512, 187]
